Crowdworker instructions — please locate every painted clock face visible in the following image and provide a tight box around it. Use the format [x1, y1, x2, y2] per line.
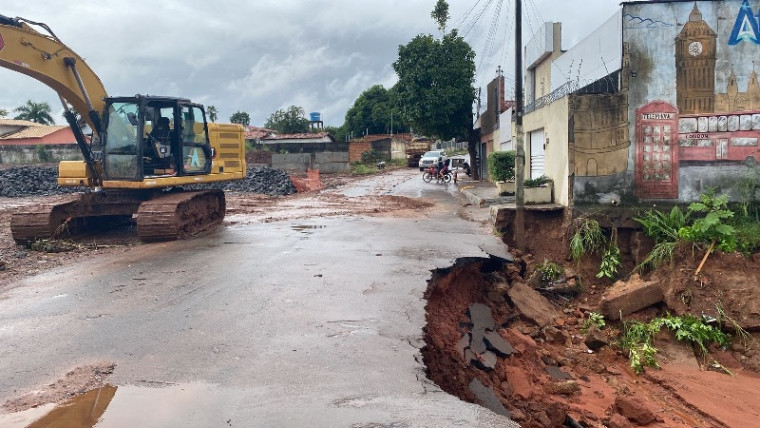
[688, 41, 703, 56]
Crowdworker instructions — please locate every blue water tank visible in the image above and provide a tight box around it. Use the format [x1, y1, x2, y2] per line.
[310, 112, 321, 122]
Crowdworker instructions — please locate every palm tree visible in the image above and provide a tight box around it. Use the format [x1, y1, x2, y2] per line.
[207, 105, 218, 123]
[14, 100, 55, 125]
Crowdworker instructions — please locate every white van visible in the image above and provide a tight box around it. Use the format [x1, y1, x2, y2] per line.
[418, 150, 446, 171]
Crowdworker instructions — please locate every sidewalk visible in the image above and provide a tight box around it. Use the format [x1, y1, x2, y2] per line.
[456, 178, 515, 208]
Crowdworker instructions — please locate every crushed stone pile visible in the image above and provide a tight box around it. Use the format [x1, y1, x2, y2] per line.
[0, 166, 82, 197]
[0, 165, 297, 197]
[184, 166, 297, 196]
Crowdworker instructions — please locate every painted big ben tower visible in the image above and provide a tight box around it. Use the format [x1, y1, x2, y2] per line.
[675, 2, 717, 114]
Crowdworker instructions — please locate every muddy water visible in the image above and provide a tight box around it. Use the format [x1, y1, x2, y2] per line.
[27, 386, 116, 428]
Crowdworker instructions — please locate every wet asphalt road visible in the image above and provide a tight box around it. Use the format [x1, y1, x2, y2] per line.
[0, 169, 516, 427]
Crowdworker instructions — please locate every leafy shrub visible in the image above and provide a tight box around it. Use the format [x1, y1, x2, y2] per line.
[351, 163, 376, 175]
[535, 259, 564, 285]
[360, 149, 384, 165]
[487, 151, 515, 182]
[597, 242, 621, 279]
[569, 218, 605, 263]
[620, 314, 730, 374]
[35, 144, 51, 163]
[524, 175, 552, 188]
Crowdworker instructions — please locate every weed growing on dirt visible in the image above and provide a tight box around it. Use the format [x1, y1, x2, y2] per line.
[717, 304, 755, 349]
[535, 260, 564, 285]
[569, 218, 605, 263]
[350, 163, 378, 175]
[678, 192, 736, 252]
[634, 191, 743, 272]
[597, 241, 621, 279]
[620, 314, 730, 374]
[582, 312, 606, 333]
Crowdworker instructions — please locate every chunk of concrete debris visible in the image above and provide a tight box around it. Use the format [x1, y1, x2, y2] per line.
[507, 282, 560, 328]
[600, 274, 663, 320]
[545, 380, 581, 395]
[584, 327, 609, 351]
[474, 350, 498, 371]
[469, 378, 512, 419]
[614, 395, 657, 425]
[456, 333, 471, 358]
[484, 331, 515, 357]
[469, 303, 496, 331]
[470, 328, 488, 354]
[545, 366, 573, 381]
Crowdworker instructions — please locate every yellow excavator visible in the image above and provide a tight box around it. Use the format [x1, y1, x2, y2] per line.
[0, 14, 246, 242]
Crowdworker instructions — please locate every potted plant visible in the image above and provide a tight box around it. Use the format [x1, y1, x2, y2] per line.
[524, 175, 553, 204]
[488, 151, 516, 194]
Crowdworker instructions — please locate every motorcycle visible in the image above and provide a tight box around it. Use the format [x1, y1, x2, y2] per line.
[422, 165, 453, 183]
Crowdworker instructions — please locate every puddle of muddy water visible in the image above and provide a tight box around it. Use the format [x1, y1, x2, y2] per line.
[6, 383, 230, 427]
[25, 385, 117, 428]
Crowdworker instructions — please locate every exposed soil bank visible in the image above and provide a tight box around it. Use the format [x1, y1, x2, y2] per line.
[422, 254, 760, 428]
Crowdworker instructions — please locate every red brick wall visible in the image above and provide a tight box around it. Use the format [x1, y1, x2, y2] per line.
[349, 141, 372, 163]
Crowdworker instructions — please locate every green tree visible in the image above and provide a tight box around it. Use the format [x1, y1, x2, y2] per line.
[324, 125, 348, 143]
[393, 10, 477, 176]
[344, 85, 406, 137]
[0, 108, 8, 118]
[431, 0, 450, 35]
[264, 105, 311, 134]
[207, 105, 218, 123]
[229, 111, 250, 126]
[14, 100, 55, 125]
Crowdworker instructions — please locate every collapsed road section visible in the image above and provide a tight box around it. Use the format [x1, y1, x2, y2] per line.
[421, 254, 750, 428]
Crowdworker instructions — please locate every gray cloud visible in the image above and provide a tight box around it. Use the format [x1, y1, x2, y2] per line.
[1, 0, 622, 127]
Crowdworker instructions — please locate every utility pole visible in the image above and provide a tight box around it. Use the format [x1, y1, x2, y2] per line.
[514, 0, 525, 249]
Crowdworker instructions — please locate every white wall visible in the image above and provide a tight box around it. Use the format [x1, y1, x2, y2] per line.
[498, 108, 513, 151]
[551, 9, 622, 92]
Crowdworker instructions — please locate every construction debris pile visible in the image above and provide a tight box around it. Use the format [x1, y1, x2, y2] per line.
[0, 166, 81, 197]
[0, 165, 296, 197]
[186, 166, 297, 196]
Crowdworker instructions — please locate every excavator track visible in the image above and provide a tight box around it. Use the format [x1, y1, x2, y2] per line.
[10, 193, 145, 244]
[11, 190, 226, 244]
[136, 189, 226, 242]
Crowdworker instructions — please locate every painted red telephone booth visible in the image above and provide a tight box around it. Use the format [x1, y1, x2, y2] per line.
[635, 101, 679, 199]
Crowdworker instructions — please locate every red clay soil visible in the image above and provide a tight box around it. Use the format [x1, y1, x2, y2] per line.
[422, 251, 760, 428]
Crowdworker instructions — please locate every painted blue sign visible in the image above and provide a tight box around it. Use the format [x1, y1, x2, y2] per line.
[729, 0, 760, 45]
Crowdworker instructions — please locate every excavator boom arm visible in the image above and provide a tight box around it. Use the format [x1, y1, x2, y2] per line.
[0, 14, 107, 134]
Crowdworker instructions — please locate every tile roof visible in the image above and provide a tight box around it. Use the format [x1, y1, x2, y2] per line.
[264, 131, 332, 141]
[0, 119, 40, 127]
[245, 126, 275, 140]
[0, 119, 69, 140]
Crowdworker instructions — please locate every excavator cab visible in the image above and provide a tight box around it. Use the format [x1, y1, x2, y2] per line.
[101, 95, 212, 180]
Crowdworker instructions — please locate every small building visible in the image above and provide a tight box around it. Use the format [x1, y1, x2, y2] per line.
[509, 0, 760, 209]
[0, 119, 81, 163]
[348, 133, 415, 164]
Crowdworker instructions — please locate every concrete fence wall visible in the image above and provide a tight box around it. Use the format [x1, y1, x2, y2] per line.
[272, 152, 350, 173]
[0, 144, 82, 164]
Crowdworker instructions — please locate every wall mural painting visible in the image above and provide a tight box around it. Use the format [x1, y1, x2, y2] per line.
[571, 95, 630, 178]
[634, 1, 760, 199]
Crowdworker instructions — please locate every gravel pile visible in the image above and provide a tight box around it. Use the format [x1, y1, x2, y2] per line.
[0, 166, 82, 197]
[0, 165, 297, 197]
[185, 166, 297, 196]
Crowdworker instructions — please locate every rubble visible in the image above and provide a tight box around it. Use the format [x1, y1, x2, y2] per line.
[0, 165, 297, 197]
[599, 274, 664, 320]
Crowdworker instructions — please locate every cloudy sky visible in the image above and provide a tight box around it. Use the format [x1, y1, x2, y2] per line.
[1, 0, 621, 127]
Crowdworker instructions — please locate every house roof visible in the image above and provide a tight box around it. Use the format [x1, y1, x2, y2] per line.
[0, 119, 68, 140]
[262, 131, 335, 144]
[245, 126, 275, 140]
[0, 119, 40, 127]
